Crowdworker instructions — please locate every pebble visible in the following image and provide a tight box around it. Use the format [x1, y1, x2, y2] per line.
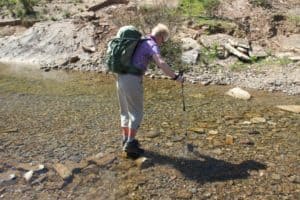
[145, 130, 160, 138]
[240, 139, 255, 145]
[203, 192, 212, 197]
[288, 175, 300, 184]
[0, 172, 16, 186]
[251, 117, 266, 123]
[248, 130, 260, 135]
[171, 135, 184, 142]
[225, 134, 234, 145]
[271, 174, 281, 180]
[135, 157, 153, 170]
[53, 163, 72, 180]
[23, 170, 34, 182]
[208, 130, 218, 135]
[175, 189, 193, 199]
[188, 127, 205, 134]
[211, 148, 222, 155]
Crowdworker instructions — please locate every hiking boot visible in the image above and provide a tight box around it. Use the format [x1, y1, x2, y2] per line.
[122, 139, 140, 148]
[123, 140, 144, 156]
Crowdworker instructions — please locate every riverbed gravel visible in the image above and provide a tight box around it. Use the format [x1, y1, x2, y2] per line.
[0, 69, 299, 199]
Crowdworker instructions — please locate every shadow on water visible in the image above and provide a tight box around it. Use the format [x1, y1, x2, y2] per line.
[145, 150, 267, 184]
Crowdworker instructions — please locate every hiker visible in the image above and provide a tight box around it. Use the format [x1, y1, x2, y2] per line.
[116, 23, 184, 157]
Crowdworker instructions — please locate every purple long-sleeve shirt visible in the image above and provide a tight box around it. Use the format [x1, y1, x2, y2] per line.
[131, 36, 160, 73]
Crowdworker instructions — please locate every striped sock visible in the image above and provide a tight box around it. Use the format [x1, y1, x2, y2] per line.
[127, 128, 136, 142]
[122, 127, 128, 142]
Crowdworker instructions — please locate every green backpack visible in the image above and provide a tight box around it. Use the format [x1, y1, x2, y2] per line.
[106, 26, 144, 75]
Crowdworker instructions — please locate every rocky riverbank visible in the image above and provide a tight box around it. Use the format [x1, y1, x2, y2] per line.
[0, 0, 299, 95]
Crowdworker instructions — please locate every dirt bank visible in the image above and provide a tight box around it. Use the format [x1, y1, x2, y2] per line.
[0, 0, 299, 95]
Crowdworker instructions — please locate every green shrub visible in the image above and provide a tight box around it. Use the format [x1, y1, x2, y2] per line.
[111, 3, 183, 35]
[0, 0, 40, 17]
[196, 17, 236, 34]
[199, 44, 219, 65]
[179, 0, 220, 17]
[179, 0, 205, 17]
[202, 0, 220, 16]
[160, 39, 185, 71]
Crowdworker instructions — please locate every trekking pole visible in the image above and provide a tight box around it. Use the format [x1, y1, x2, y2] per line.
[179, 70, 185, 112]
[179, 70, 193, 153]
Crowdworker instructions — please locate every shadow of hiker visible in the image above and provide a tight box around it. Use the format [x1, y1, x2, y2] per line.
[145, 150, 267, 184]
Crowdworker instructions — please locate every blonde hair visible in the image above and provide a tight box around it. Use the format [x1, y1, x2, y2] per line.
[151, 23, 170, 42]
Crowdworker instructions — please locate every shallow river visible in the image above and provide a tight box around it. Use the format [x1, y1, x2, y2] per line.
[0, 63, 299, 199]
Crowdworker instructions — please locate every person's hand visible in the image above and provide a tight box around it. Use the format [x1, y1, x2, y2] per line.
[173, 73, 184, 83]
[176, 74, 184, 83]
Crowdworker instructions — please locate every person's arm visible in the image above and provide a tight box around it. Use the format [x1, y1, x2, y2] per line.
[152, 53, 177, 79]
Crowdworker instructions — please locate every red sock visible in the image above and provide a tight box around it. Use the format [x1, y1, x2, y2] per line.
[122, 127, 128, 140]
[128, 128, 137, 142]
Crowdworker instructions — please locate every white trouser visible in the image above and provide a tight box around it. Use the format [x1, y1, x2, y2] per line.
[116, 74, 143, 130]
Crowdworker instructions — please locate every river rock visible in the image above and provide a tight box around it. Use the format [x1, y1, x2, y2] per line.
[240, 139, 254, 145]
[208, 130, 218, 135]
[135, 157, 153, 169]
[31, 174, 47, 185]
[271, 173, 281, 180]
[288, 175, 300, 184]
[87, 153, 116, 167]
[53, 163, 72, 180]
[250, 117, 266, 123]
[145, 130, 160, 138]
[23, 170, 34, 182]
[181, 49, 199, 64]
[88, 0, 129, 11]
[249, 43, 268, 58]
[188, 127, 205, 134]
[69, 56, 80, 63]
[248, 130, 260, 135]
[16, 163, 45, 172]
[64, 160, 89, 173]
[200, 34, 235, 48]
[175, 189, 193, 199]
[225, 134, 234, 145]
[226, 87, 251, 100]
[82, 45, 96, 53]
[273, 34, 300, 60]
[0, 172, 16, 186]
[276, 105, 300, 113]
[181, 37, 201, 51]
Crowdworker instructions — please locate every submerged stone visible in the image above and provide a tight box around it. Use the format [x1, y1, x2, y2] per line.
[276, 105, 300, 113]
[226, 87, 251, 100]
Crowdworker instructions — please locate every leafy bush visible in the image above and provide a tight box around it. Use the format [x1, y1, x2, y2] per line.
[112, 4, 182, 35]
[179, 0, 220, 17]
[160, 39, 185, 71]
[199, 44, 219, 65]
[202, 0, 220, 16]
[179, 0, 205, 17]
[0, 0, 40, 17]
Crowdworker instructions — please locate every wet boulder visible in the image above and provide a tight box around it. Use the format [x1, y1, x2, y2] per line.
[226, 87, 251, 100]
[276, 105, 300, 113]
